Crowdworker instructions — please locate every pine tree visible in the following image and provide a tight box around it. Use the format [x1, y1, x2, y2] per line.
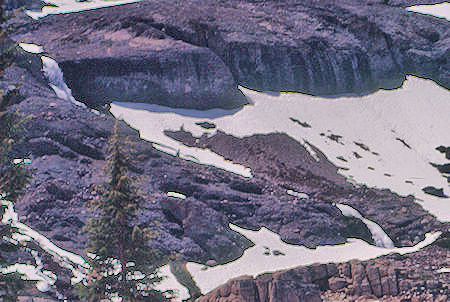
[0, 2, 29, 297]
[0, 90, 29, 302]
[79, 122, 172, 302]
[0, 2, 32, 299]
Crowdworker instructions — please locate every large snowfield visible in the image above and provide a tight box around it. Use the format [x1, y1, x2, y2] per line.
[111, 76, 450, 222]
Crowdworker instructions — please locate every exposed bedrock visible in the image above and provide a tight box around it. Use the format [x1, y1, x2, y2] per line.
[2, 0, 44, 11]
[12, 0, 450, 110]
[165, 129, 444, 247]
[59, 45, 247, 110]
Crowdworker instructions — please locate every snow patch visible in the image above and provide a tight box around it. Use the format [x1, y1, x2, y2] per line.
[286, 190, 309, 199]
[1, 200, 189, 301]
[186, 224, 441, 294]
[437, 267, 450, 273]
[26, 0, 142, 19]
[110, 103, 252, 178]
[13, 158, 32, 164]
[18, 42, 43, 54]
[156, 265, 190, 301]
[167, 192, 187, 199]
[407, 2, 450, 21]
[111, 77, 450, 221]
[1, 200, 87, 286]
[336, 203, 394, 248]
[2, 263, 54, 292]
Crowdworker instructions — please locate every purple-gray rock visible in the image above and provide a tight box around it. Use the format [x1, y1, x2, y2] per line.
[12, 0, 449, 110]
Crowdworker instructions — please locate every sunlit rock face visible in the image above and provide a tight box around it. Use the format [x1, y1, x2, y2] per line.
[12, 0, 449, 110]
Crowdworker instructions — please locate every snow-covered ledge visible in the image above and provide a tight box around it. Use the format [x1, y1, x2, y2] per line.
[407, 2, 450, 21]
[186, 223, 441, 294]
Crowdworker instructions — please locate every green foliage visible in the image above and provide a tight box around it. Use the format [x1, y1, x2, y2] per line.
[0, 94, 29, 301]
[0, 88, 30, 204]
[79, 122, 173, 302]
[0, 4, 29, 299]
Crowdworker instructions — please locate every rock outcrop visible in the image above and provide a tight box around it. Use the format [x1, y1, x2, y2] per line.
[12, 0, 450, 109]
[165, 129, 444, 247]
[0, 48, 359, 260]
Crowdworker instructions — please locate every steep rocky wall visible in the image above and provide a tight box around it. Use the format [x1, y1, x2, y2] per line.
[12, 0, 449, 110]
[156, 0, 448, 95]
[2, 0, 43, 11]
[59, 45, 247, 110]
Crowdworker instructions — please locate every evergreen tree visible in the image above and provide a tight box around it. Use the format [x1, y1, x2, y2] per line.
[79, 123, 172, 302]
[0, 89, 29, 302]
[0, 89, 29, 203]
[0, 2, 29, 297]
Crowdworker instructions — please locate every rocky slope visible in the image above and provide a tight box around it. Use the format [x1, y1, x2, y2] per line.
[165, 129, 443, 247]
[2, 0, 44, 11]
[1, 44, 446, 299]
[12, 0, 449, 109]
[2, 0, 449, 300]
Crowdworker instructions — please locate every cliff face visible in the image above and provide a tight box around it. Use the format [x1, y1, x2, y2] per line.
[59, 44, 246, 110]
[13, 0, 449, 109]
[2, 0, 44, 11]
[13, 17, 247, 109]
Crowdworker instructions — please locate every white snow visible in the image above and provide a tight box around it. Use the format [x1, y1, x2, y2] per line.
[111, 76, 450, 221]
[407, 2, 450, 21]
[437, 267, 450, 273]
[18, 42, 44, 54]
[26, 0, 141, 19]
[110, 103, 252, 178]
[41, 56, 87, 109]
[286, 190, 309, 199]
[167, 192, 187, 200]
[1, 200, 87, 286]
[156, 265, 190, 301]
[13, 158, 32, 164]
[336, 203, 394, 248]
[186, 224, 441, 294]
[2, 263, 54, 292]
